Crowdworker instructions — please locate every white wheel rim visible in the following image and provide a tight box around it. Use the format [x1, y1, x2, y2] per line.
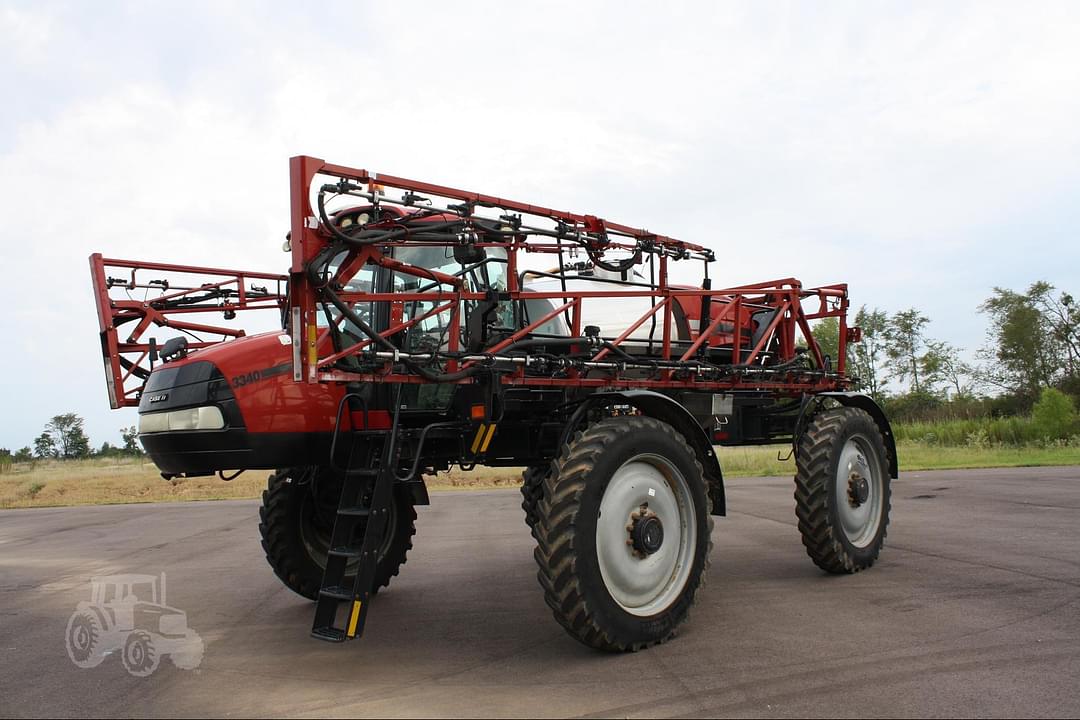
[834, 435, 883, 548]
[595, 454, 697, 616]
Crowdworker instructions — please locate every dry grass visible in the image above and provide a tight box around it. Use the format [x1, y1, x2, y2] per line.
[3, 441, 1079, 509]
[0, 457, 265, 508]
[0, 457, 525, 509]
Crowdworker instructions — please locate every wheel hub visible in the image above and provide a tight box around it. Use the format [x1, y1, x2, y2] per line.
[848, 471, 870, 507]
[628, 507, 664, 557]
[832, 438, 884, 549]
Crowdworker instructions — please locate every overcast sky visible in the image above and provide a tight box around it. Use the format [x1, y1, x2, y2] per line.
[2, 1, 1079, 450]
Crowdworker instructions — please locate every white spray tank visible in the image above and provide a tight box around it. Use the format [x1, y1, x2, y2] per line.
[520, 264, 690, 352]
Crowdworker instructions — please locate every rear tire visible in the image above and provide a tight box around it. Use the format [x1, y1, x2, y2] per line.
[259, 466, 416, 600]
[533, 416, 713, 651]
[65, 611, 105, 668]
[795, 407, 891, 573]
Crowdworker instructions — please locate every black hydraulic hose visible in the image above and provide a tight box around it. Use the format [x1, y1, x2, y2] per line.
[319, 282, 480, 381]
[351, 228, 463, 243]
[556, 237, 572, 329]
[311, 257, 483, 382]
[601, 340, 638, 363]
[735, 354, 809, 372]
[413, 257, 507, 295]
[318, 186, 463, 246]
[308, 258, 397, 353]
[648, 252, 657, 354]
[318, 189, 382, 246]
[320, 185, 655, 271]
[146, 288, 240, 311]
[409, 360, 481, 383]
[118, 356, 151, 380]
[306, 242, 483, 382]
[517, 269, 656, 290]
[318, 285, 466, 379]
[497, 336, 588, 354]
[588, 248, 641, 274]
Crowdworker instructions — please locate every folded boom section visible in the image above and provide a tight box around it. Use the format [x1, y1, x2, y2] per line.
[285, 156, 855, 397]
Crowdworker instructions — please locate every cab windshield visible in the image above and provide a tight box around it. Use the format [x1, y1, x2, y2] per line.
[392, 245, 509, 352]
[316, 244, 510, 354]
[391, 244, 509, 411]
[393, 245, 506, 294]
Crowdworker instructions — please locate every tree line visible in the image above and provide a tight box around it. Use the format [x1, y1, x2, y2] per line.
[814, 279, 1079, 428]
[1, 413, 142, 466]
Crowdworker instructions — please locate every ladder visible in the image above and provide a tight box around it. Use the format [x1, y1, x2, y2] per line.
[310, 427, 398, 642]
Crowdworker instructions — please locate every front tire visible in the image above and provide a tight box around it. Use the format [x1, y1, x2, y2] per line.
[259, 467, 417, 600]
[121, 631, 159, 677]
[533, 416, 713, 651]
[795, 406, 891, 573]
[170, 630, 205, 670]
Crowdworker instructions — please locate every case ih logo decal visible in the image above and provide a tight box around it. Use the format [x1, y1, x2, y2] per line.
[148, 394, 168, 403]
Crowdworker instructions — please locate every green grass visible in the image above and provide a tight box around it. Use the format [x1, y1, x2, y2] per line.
[897, 442, 1080, 470]
[893, 415, 1079, 446]
[716, 441, 1080, 477]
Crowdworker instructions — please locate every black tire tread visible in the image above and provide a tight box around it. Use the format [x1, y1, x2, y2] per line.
[258, 468, 416, 600]
[520, 464, 551, 537]
[794, 406, 890, 574]
[533, 416, 713, 652]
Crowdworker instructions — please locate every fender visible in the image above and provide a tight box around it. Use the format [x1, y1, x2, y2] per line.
[814, 392, 899, 478]
[564, 390, 726, 516]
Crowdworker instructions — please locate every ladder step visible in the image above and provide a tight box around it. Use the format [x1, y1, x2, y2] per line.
[319, 586, 356, 601]
[311, 426, 397, 645]
[311, 626, 347, 643]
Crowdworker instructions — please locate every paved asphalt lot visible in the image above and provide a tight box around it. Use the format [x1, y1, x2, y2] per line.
[1, 466, 1078, 718]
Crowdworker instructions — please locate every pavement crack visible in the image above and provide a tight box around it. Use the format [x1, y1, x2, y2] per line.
[890, 543, 1080, 588]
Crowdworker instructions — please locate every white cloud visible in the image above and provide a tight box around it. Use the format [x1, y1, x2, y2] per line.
[0, 5, 56, 64]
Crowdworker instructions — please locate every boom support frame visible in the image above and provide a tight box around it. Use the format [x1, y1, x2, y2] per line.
[285, 156, 855, 398]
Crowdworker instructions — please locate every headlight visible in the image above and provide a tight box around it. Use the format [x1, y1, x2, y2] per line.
[139, 406, 225, 433]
